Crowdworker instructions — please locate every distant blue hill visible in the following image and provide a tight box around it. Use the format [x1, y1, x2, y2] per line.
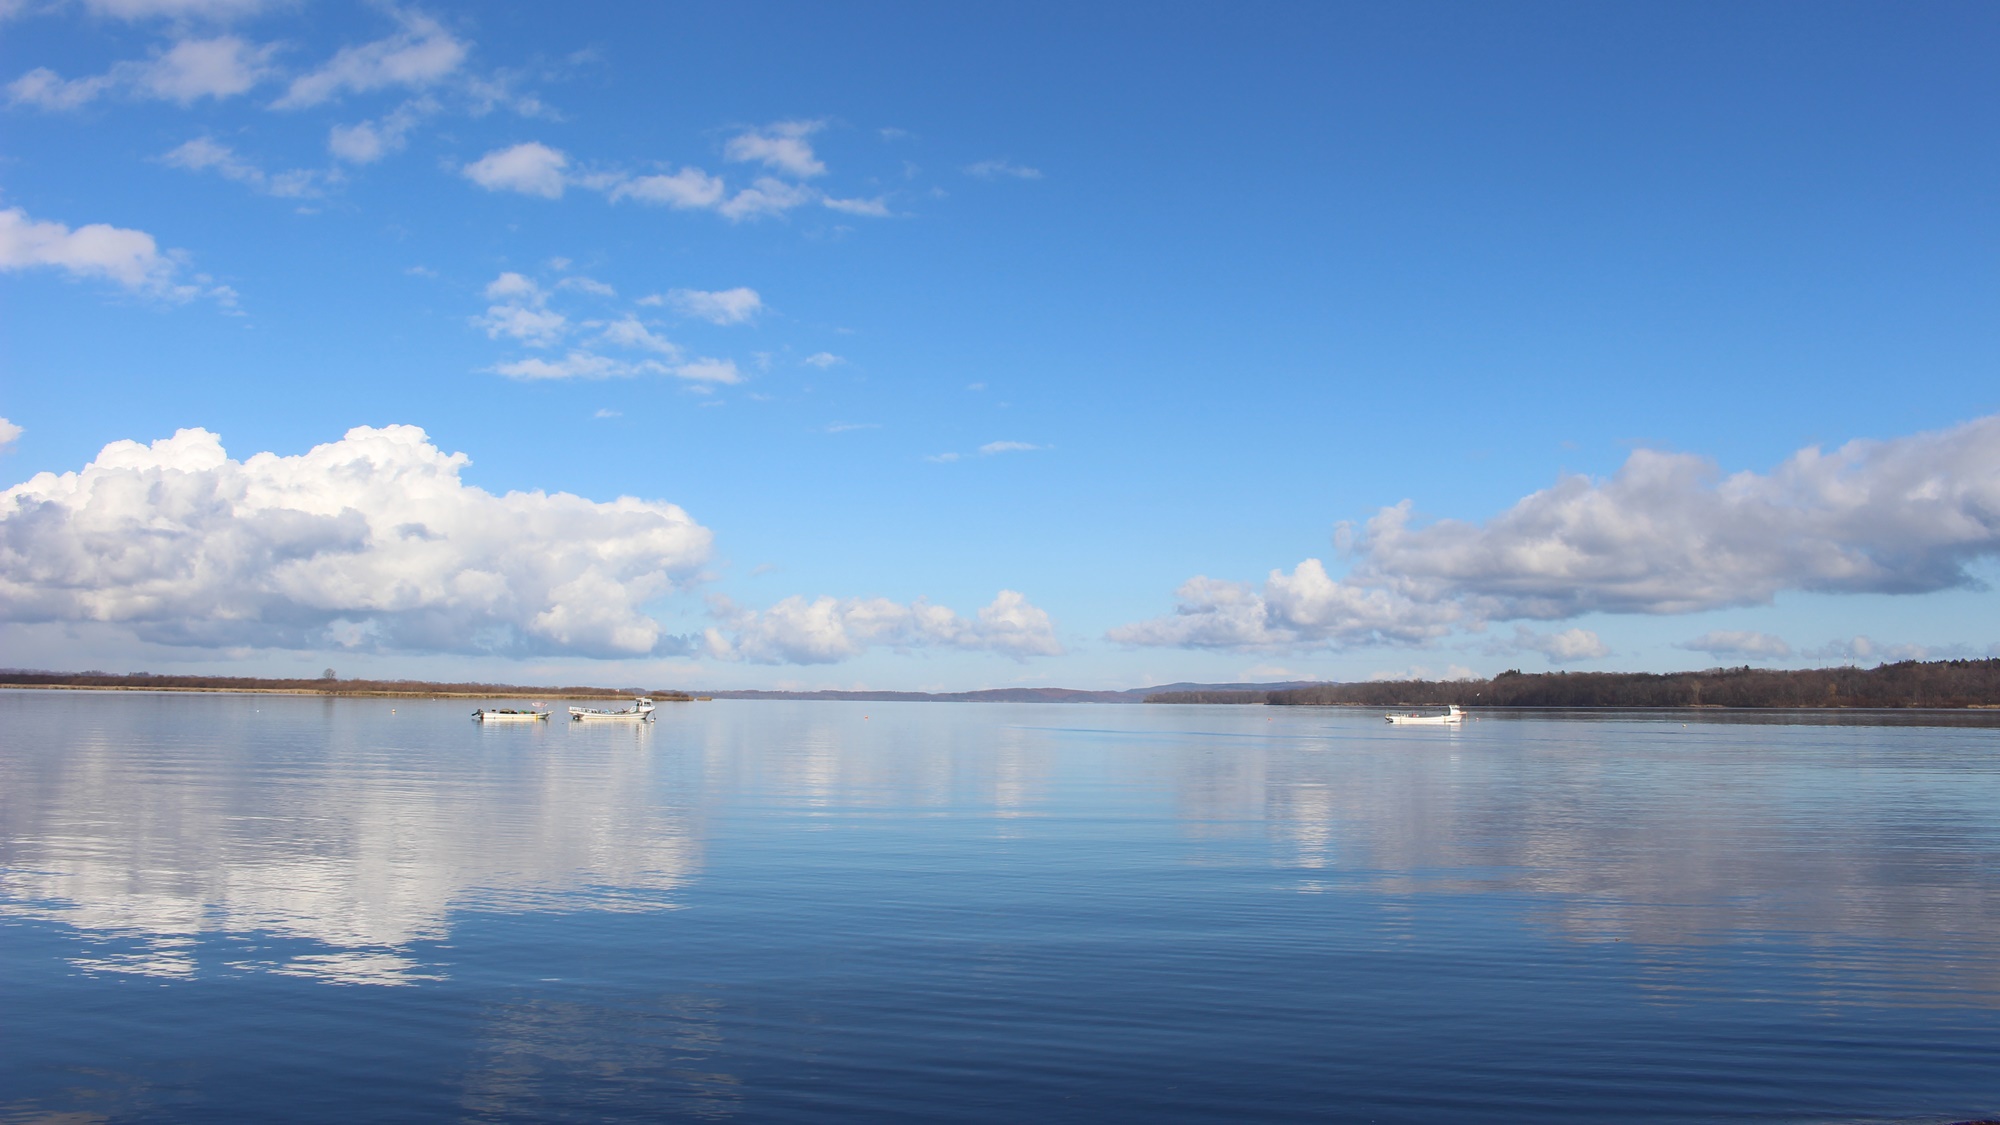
[697, 681, 1330, 703]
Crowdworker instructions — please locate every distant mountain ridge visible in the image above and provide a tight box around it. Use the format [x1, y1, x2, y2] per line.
[698, 681, 1328, 704]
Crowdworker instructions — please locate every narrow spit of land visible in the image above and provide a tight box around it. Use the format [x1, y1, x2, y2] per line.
[0, 671, 690, 702]
[1146, 659, 2000, 709]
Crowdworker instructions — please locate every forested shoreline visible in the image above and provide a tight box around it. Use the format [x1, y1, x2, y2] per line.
[1146, 660, 2000, 709]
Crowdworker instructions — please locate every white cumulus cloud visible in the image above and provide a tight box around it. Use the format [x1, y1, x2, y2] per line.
[0, 425, 713, 657]
[1112, 413, 2000, 653]
[705, 589, 1061, 664]
[0, 418, 21, 450]
[664, 286, 762, 325]
[0, 204, 220, 300]
[274, 12, 468, 109]
[462, 142, 568, 198]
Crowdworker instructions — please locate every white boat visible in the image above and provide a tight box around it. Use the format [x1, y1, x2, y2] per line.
[569, 697, 656, 722]
[1385, 704, 1464, 725]
[474, 707, 551, 722]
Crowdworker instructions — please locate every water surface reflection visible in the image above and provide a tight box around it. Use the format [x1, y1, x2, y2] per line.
[3, 693, 1998, 1123]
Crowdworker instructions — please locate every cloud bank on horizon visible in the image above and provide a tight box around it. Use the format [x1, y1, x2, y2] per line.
[3, 414, 1993, 668]
[0, 424, 1060, 665]
[1113, 414, 2000, 657]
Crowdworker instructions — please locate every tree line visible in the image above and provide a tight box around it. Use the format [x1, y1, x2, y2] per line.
[1145, 659, 2000, 708]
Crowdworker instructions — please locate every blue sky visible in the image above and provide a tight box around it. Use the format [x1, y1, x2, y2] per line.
[2, 0, 1997, 689]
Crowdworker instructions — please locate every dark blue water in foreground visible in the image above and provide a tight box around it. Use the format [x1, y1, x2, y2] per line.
[3, 691, 1998, 1123]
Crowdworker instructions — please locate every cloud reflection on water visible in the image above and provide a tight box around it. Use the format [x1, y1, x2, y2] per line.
[0, 695, 703, 985]
[3, 695, 1998, 1009]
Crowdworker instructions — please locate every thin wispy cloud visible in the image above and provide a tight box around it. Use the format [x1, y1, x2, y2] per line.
[82, 0, 273, 19]
[273, 11, 469, 109]
[803, 352, 843, 368]
[660, 287, 763, 325]
[704, 589, 1061, 664]
[822, 195, 892, 217]
[8, 34, 278, 109]
[978, 440, 1042, 455]
[964, 159, 1042, 180]
[1502, 625, 1609, 663]
[824, 422, 879, 434]
[723, 119, 827, 178]
[471, 135, 892, 224]
[674, 358, 744, 384]
[1680, 630, 1792, 660]
[162, 138, 322, 198]
[472, 269, 747, 386]
[1805, 636, 1943, 664]
[328, 97, 436, 164]
[605, 167, 727, 209]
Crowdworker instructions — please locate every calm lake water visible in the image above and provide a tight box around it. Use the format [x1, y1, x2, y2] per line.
[3, 690, 1998, 1124]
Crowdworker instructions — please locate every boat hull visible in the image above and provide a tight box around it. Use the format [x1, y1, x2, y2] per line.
[1385, 706, 1464, 725]
[475, 711, 550, 722]
[567, 696, 658, 722]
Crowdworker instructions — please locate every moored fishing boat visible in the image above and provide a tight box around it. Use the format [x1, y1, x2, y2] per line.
[473, 707, 551, 722]
[1385, 704, 1463, 725]
[569, 697, 656, 722]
